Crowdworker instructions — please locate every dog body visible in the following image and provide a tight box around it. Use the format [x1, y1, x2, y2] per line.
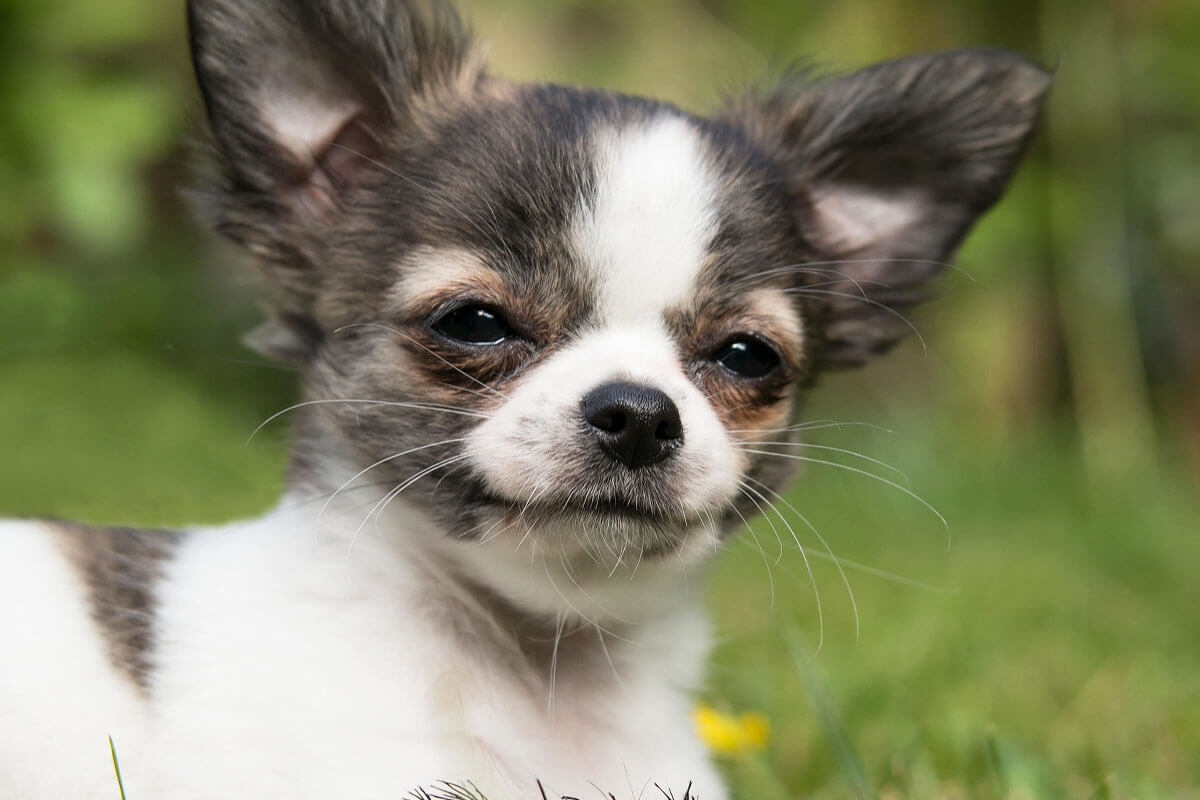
[0, 1, 1049, 797]
[0, 509, 715, 799]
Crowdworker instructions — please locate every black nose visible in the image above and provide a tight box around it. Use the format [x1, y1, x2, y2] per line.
[581, 382, 683, 469]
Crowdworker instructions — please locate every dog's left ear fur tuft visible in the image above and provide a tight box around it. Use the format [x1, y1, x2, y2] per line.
[724, 49, 1051, 368]
[189, 0, 479, 212]
[188, 0, 482, 362]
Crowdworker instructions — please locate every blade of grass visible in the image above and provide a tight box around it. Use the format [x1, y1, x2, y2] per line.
[784, 625, 873, 800]
[109, 735, 127, 800]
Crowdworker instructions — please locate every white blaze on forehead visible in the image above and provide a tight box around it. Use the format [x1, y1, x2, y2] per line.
[575, 116, 719, 324]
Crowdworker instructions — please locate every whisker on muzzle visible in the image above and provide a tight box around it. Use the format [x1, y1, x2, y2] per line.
[249, 398, 492, 442]
[737, 448, 950, 541]
[728, 420, 894, 436]
[737, 481, 823, 648]
[734, 440, 910, 483]
[741, 476, 857, 643]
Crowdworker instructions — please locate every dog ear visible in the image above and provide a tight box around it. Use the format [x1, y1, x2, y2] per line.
[724, 50, 1050, 368]
[187, 0, 481, 361]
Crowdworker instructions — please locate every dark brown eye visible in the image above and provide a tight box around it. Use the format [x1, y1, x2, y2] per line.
[712, 336, 781, 379]
[432, 305, 512, 345]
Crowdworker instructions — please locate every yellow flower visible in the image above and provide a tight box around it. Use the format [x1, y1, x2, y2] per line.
[693, 704, 771, 754]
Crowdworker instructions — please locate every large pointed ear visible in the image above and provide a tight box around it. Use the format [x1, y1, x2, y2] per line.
[723, 50, 1050, 368]
[187, 0, 482, 359]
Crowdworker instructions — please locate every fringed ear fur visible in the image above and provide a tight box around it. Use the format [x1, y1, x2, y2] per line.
[724, 49, 1051, 367]
[187, 0, 483, 361]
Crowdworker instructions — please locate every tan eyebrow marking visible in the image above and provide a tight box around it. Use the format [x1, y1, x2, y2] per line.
[387, 246, 509, 317]
[739, 288, 805, 358]
[675, 287, 805, 366]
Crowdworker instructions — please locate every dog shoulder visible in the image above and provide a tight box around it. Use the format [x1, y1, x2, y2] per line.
[0, 518, 182, 691]
[0, 519, 178, 796]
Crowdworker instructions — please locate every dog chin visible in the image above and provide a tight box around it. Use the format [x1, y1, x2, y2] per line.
[474, 489, 719, 561]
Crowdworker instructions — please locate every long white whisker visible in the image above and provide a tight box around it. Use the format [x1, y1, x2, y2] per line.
[540, 557, 632, 641]
[800, 549, 956, 593]
[738, 257, 976, 288]
[728, 420, 894, 435]
[784, 287, 929, 356]
[249, 398, 490, 441]
[557, 551, 638, 630]
[321, 437, 472, 517]
[735, 263, 889, 296]
[735, 441, 910, 483]
[548, 611, 564, 719]
[609, 532, 631, 578]
[349, 452, 475, 557]
[513, 482, 554, 555]
[475, 514, 515, 545]
[281, 479, 402, 512]
[477, 473, 540, 546]
[739, 481, 824, 651]
[740, 449, 950, 537]
[730, 488, 778, 610]
[595, 627, 625, 691]
[744, 476, 856, 641]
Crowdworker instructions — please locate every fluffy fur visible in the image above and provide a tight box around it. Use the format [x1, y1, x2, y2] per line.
[0, 1, 1050, 797]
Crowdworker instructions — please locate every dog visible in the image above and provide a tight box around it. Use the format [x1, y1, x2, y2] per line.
[0, 0, 1049, 797]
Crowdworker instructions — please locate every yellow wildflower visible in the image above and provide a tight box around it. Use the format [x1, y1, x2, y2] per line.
[693, 704, 771, 754]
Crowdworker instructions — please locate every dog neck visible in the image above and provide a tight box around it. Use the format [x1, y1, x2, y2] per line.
[277, 417, 708, 692]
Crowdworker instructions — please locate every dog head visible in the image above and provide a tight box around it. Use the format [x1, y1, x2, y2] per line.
[189, 0, 1048, 613]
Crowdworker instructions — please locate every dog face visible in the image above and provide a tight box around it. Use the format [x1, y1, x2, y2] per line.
[189, 0, 1048, 584]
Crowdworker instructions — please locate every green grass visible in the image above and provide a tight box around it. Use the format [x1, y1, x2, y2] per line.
[1, 353, 1196, 799]
[707, 418, 1200, 798]
[109, 735, 128, 800]
[0, 353, 288, 525]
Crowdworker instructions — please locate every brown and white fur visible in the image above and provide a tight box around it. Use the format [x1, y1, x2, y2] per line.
[0, 1, 1049, 797]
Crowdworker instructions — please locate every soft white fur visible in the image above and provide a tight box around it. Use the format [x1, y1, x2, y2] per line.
[0, 118, 734, 799]
[0, 522, 147, 798]
[578, 118, 719, 325]
[0, 500, 723, 799]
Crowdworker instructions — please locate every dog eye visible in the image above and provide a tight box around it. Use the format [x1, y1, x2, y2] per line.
[712, 336, 781, 379]
[432, 305, 512, 345]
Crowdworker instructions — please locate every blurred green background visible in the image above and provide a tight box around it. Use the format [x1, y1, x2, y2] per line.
[1, 0, 1197, 798]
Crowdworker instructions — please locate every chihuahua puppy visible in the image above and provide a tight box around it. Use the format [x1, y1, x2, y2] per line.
[0, 0, 1049, 797]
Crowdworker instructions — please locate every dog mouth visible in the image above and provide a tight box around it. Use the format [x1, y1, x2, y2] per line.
[451, 474, 726, 561]
[501, 495, 683, 525]
[559, 494, 684, 521]
[466, 483, 695, 529]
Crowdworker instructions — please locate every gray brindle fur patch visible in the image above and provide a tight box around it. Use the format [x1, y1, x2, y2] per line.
[51, 522, 181, 690]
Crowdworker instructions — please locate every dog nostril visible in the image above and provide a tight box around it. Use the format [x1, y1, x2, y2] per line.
[581, 382, 684, 469]
[595, 410, 627, 434]
[655, 417, 682, 441]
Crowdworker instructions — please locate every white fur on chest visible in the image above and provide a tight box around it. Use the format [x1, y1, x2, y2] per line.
[0, 503, 723, 800]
